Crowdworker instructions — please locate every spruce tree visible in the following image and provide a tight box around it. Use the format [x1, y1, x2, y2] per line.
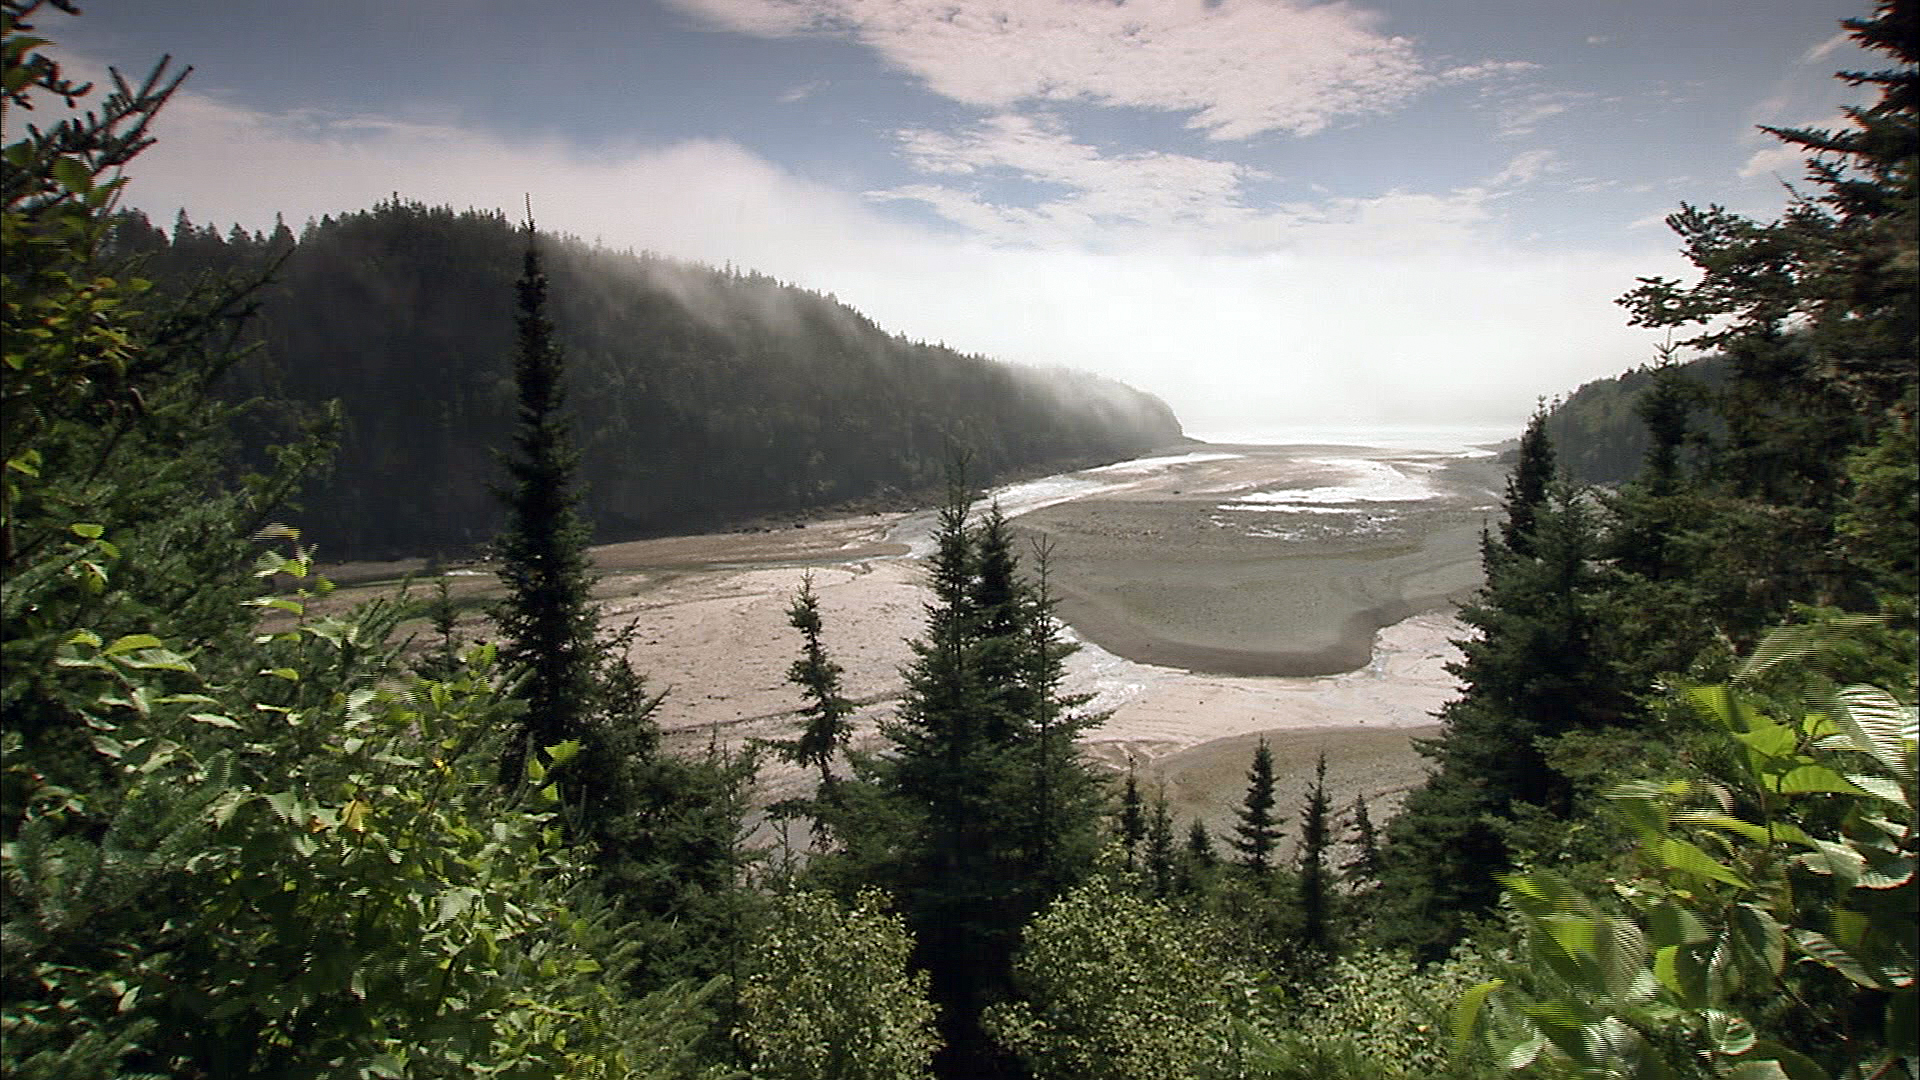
[771, 572, 854, 841]
[487, 219, 749, 992]
[1179, 819, 1218, 897]
[1231, 737, 1283, 880]
[1501, 406, 1556, 557]
[1145, 786, 1176, 898]
[1117, 759, 1147, 870]
[844, 477, 1104, 1076]
[1294, 752, 1334, 954]
[1341, 795, 1383, 889]
[492, 220, 599, 791]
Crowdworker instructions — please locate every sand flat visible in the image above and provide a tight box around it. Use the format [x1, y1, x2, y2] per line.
[324, 442, 1504, 828]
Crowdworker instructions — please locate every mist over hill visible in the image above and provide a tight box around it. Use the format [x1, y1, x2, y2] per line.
[114, 200, 1184, 557]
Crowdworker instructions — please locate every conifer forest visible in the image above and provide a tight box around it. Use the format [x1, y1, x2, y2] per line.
[2, 1, 1915, 1078]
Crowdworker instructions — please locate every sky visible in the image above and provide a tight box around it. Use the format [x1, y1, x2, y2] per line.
[39, 0, 1881, 437]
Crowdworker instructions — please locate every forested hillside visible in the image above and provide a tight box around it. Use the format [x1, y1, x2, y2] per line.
[109, 202, 1184, 557]
[3, 1, 1914, 1079]
[1542, 354, 1730, 485]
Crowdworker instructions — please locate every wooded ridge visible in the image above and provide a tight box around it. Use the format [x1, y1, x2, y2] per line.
[112, 200, 1185, 558]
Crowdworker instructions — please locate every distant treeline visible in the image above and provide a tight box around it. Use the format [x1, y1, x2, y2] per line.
[111, 200, 1185, 558]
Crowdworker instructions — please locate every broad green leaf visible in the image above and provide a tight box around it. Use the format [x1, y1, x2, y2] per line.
[1498, 1027, 1547, 1071]
[121, 647, 194, 672]
[1834, 685, 1918, 775]
[434, 886, 478, 928]
[1647, 901, 1710, 947]
[1452, 979, 1505, 1045]
[1707, 1009, 1757, 1054]
[1653, 943, 1710, 1005]
[1845, 773, 1909, 809]
[1670, 809, 1772, 844]
[247, 596, 305, 615]
[1735, 719, 1800, 759]
[69, 522, 103, 538]
[1731, 904, 1786, 978]
[1772, 764, 1867, 795]
[1654, 837, 1750, 888]
[1791, 928, 1882, 988]
[103, 633, 163, 656]
[263, 791, 300, 824]
[50, 154, 92, 192]
[1856, 846, 1914, 890]
[1723, 1064, 1791, 1080]
[1597, 916, 1651, 1001]
[189, 712, 241, 729]
[1745, 1039, 1834, 1080]
[1736, 617, 1885, 683]
[1795, 838, 1865, 884]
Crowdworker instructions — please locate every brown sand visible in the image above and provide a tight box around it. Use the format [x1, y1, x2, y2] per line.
[317, 444, 1501, 823]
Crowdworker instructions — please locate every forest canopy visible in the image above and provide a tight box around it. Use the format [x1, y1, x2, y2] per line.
[113, 202, 1186, 558]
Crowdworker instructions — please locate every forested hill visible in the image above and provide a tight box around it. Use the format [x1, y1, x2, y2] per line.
[110, 200, 1185, 557]
[1542, 354, 1729, 485]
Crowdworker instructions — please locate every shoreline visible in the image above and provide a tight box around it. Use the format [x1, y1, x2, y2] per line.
[315, 442, 1499, 830]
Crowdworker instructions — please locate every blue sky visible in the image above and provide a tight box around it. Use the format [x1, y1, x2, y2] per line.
[46, 0, 1878, 435]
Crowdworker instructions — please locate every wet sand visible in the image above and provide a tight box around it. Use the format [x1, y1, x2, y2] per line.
[322, 442, 1506, 829]
[1013, 446, 1503, 676]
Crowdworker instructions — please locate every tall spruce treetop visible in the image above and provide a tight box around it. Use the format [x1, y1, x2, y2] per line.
[1294, 751, 1335, 954]
[1231, 737, 1283, 878]
[493, 220, 599, 789]
[1501, 407, 1557, 557]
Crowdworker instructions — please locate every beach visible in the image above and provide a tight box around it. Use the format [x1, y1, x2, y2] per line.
[328, 439, 1507, 839]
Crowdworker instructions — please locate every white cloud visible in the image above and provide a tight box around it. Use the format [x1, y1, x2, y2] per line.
[667, 0, 1517, 139]
[875, 112, 1559, 254]
[99, 57, 1675, 434]
[1738, 141, 1808, 180]
[1490, 90, 1585, 138]
[880, 113, 1262, 241]
[1802, 31, 1852, 65]
[778, 79, 826, 103]
[1486, 148, 1560, 189]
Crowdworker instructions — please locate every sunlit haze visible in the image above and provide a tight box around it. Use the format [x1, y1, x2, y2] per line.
[49, 0, 1875, 435]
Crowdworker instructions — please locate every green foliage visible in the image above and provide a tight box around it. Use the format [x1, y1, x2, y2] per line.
[491, 224, 599, 791]
[831, 483, 1109, 1073]
[1543, 356, 1727, 488]
[1, 12, 732, 1075]
[1456, 627, 1917, 1080]
[734, 890, 938, 1080]
[1295, 752, 1335, 955]
[984, 878, 1273, 1080]
[1380, 471, 1640, 953]
[134, 200, 1185, 559]
[1834, 411, 1919, 607]
[1257, 948, 1499, 1080]
[1232, 737, 1283, 879]
[765, 573, 855, 843]
[1145, 785, 1177, 898]
[1117, 758, 1146, 870]
[2, 547, 725, 1078]
[1502, 409, 1557, 558]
